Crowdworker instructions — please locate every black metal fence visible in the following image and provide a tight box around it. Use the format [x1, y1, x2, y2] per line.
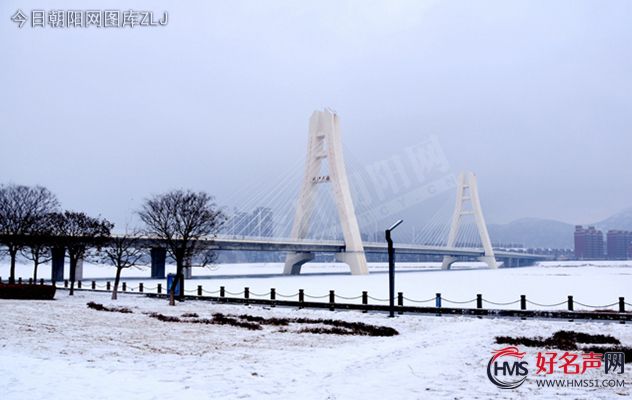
[3, 275, 627, 322]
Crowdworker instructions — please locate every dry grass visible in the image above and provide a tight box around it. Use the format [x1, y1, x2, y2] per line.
[144, 311, 398, 336]
[86, 301, 399, 337]
[86, 301, 133, 314]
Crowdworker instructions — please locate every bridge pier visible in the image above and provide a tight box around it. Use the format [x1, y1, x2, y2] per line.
[441, 256, 457, 270]
[502, 258, 516, 267]
[150, 248, 166, 279]
[335, 251, 369, 275]
[74, 258, 84, 281]
[478, 255, 498, 269]
[284, 252, 315, 275]
[51, 247, 65, 282]
[442, 255, 498, 269]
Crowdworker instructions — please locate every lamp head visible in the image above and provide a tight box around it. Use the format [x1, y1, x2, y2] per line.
[388, 219, 404, 231]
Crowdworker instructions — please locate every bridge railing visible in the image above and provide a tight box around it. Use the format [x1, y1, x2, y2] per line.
[213, 234, 344, 245]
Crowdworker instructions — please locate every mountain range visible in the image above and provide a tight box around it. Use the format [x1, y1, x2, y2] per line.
[488, 207, 632, 249]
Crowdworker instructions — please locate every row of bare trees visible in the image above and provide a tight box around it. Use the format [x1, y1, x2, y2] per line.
[0, 185, 60, 282]
[0, 184, 225, 305]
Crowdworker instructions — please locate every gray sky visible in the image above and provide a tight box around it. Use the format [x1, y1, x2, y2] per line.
[2, 0, 631, 230]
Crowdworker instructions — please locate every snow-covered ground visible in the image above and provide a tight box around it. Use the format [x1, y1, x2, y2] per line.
[1, 262, 631, 399]
[1, 290, 630, 400]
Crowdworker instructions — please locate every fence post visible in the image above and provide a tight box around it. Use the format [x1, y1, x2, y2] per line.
[40, 278, 44, 285]
[619, 297, 625, 313]
[299, 289, 304, 308]
[329, 290, 335, 311]
[220, 286, 225, 302]
[567, 295, 574, 311]
[28, 278, 33, 285]
[520, 295, 527, 311]
[476, 294, 483, 309]
[122, 282, 126, 292]
[77, 281, 82, 289]
[397, 292, 403, 315]
[92, 281, 96, 290]
[18, 277, 22, 285]
[106, 281, 111, 291]
[362, 291, 368, 313]
[139, 283, 144, 293]
[270, 288, 276, 307]
[197, 285, 202, 296]
[435, 293, 442, 309]
[244, 287, 250, 305]
[157, 283, 162, 294]
[0, 276, 2, 284]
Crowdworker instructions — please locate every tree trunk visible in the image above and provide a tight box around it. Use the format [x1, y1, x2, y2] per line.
[177, 265, 185, 302]
[9, 248, 17, 284]
[33, 252, 40, 281]
[69, 255, 76, 296]
[112, 266, 122, 300]
[169, 257, 183, 306]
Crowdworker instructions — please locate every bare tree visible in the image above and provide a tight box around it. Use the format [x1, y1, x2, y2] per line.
[138, 190, 224, 305]
[98, 231, 145, 300]
[20, 213, 56, 281]
[0, 184, 60, 283]
[50, 211, 113, 295]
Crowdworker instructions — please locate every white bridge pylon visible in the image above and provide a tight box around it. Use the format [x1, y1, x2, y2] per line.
[284, 109, 369, 275]
[441, 171, 498, 269]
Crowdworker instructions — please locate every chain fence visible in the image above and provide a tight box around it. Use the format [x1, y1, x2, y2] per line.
[22, 277, 630, 318]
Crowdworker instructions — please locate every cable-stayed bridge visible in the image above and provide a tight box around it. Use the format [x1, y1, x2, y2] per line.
[207, 109, 547, 277]
[25, 109, 545, 282]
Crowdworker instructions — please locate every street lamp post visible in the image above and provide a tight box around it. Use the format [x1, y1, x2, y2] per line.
[385, 219, 403, 318]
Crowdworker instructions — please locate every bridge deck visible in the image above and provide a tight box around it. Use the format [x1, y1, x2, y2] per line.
[0, 234, 547, 261]
[133, 236, 547, 260]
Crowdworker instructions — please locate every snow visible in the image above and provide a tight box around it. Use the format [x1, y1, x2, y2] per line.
[1, 261, 631, 399]
[4, 261, 630, 311]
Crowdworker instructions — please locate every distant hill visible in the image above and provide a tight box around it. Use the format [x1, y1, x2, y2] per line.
[488, 218, 575, 249]
[487, 207, 632, 249]
[593, 207, 632, 231]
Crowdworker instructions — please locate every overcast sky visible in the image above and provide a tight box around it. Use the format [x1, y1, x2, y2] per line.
[2, 0, 631, 230]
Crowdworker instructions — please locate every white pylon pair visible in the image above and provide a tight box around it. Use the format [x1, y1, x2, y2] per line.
[284, 110, 497, 275]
